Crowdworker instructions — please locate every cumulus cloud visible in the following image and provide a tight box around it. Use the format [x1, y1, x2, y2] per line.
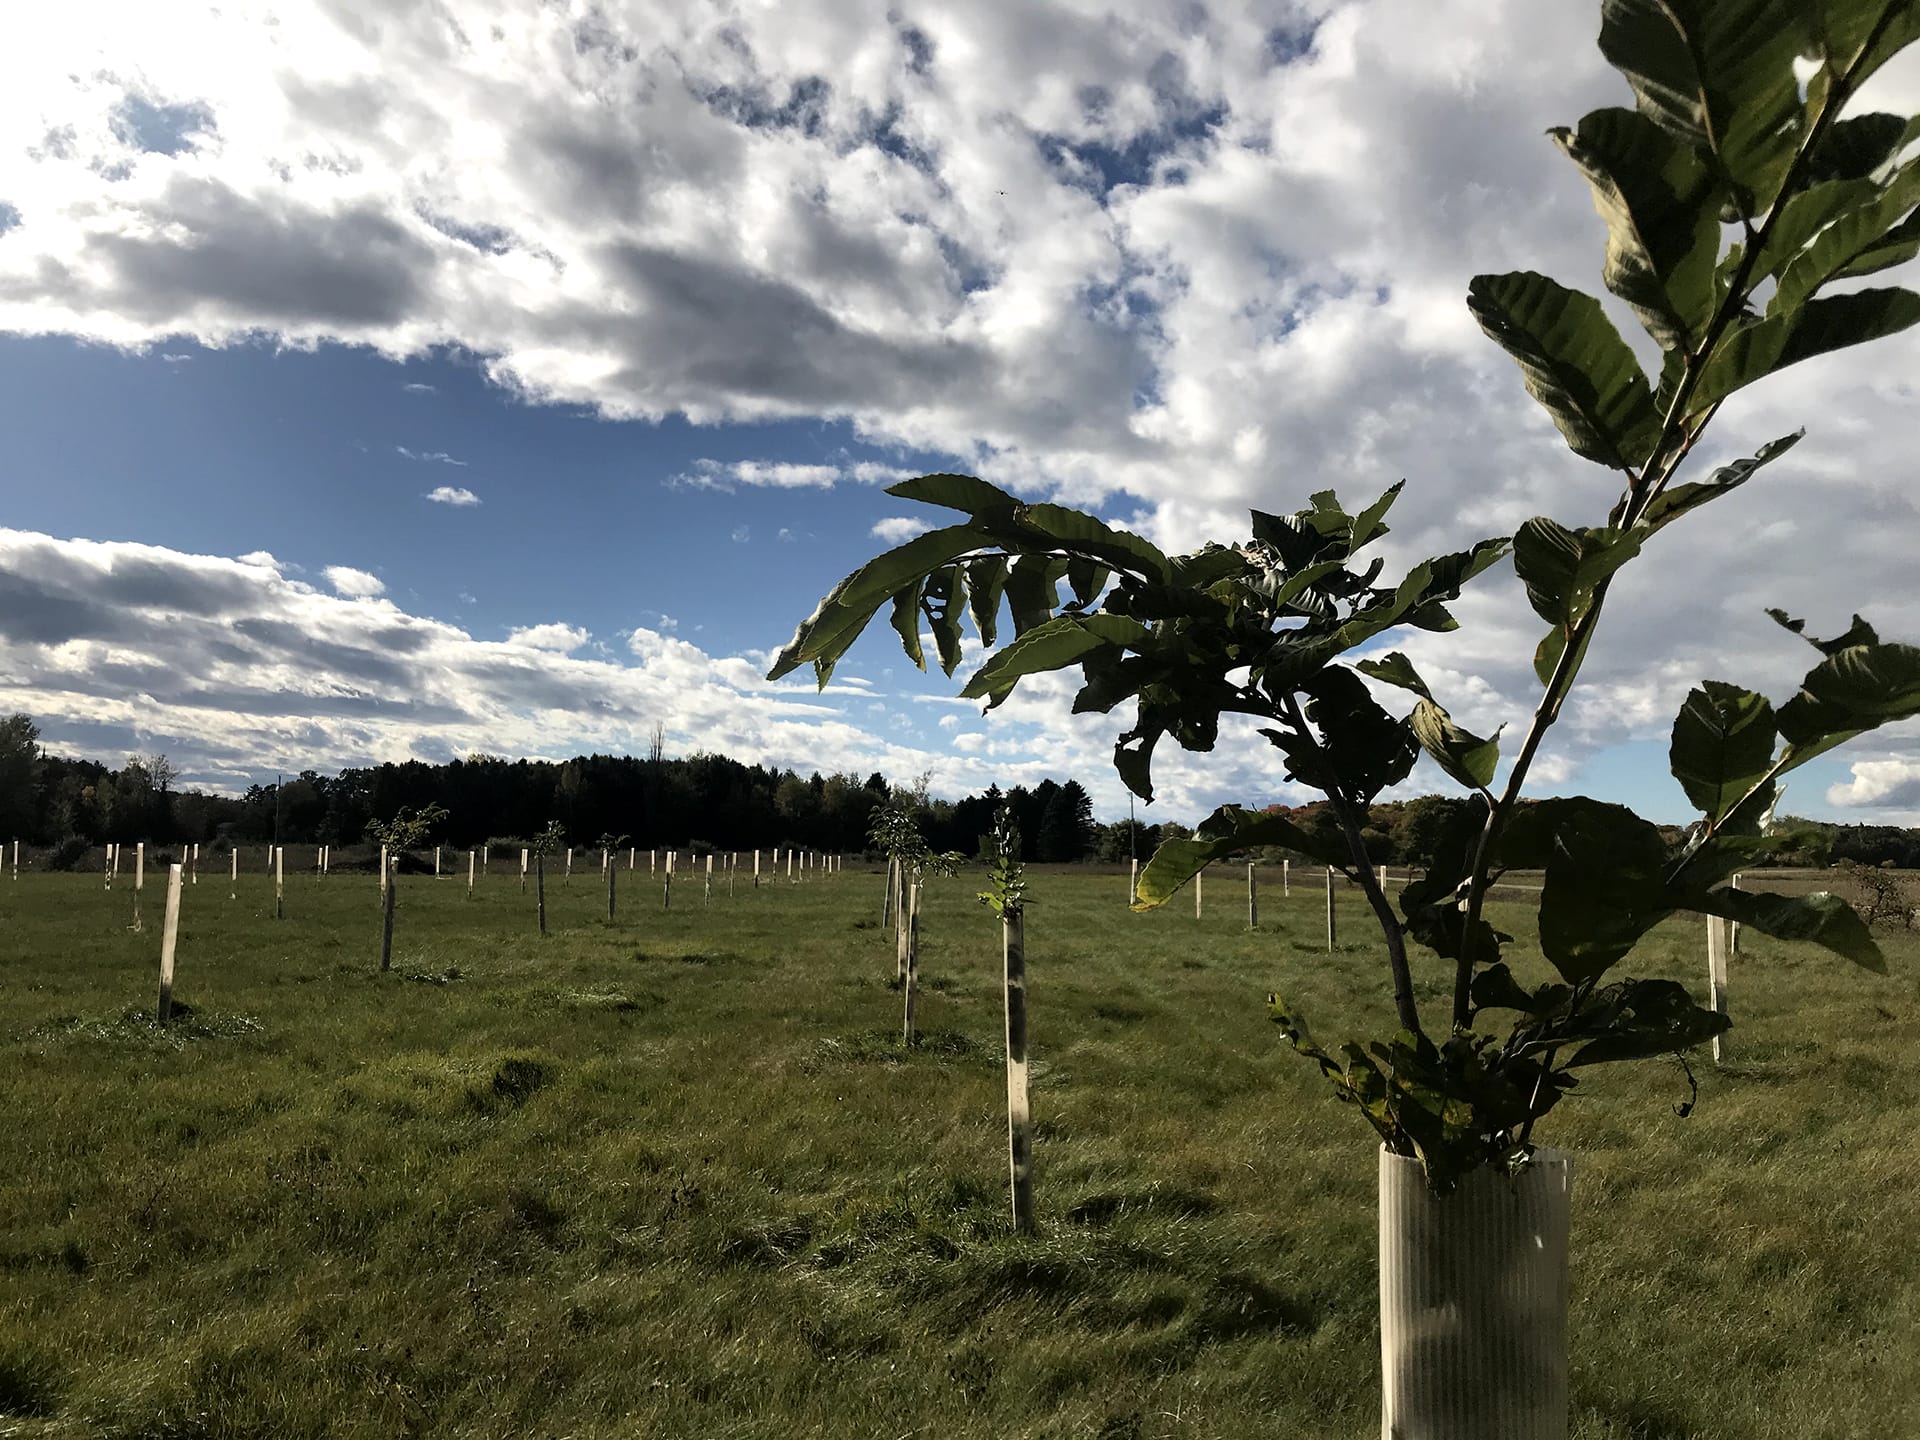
[730, 524, 751, 543]
[0, 1, 1916, 815]
[505, 622, 589, 653]
[322, 564, 384, 597]
[870, 515, 933, 543]
[1828, 758, 1920, 812]
[424, 485, 480, 506]
[401, 382, 436, 394]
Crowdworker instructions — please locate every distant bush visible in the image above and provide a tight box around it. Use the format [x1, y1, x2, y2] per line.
[44, 837, 92, 872]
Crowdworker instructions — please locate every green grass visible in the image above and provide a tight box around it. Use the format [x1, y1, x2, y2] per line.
[0, 864, 1914, 1438]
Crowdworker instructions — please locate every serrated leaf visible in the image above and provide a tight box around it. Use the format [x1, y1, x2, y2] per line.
[1468, 271, 1664, 468]
[1019, 504, 1172, 582]
[960, 612, 1148, 708]
[1004, 554, 1065, 636]
[1410, 700, 1502, 791]
[885, 472, 1022, 515]
[1550, 106, 1722, 349]
[1669, 681, 1777, 824]
[889, 587, 925, 670]
[922, 564, 969, 676]
[965, 555, 1008, 648]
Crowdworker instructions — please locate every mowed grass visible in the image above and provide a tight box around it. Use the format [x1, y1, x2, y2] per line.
[1, 862, 1916, 1439]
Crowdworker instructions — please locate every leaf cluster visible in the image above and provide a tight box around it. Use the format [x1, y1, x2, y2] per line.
[364, 803, 449, 852]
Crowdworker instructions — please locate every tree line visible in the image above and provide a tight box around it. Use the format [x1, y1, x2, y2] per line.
[3, 713, 1910, 867]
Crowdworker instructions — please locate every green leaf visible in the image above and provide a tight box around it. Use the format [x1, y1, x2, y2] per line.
[1293, 667, 1419, 803]
[1805, 111, 1916, 182]
[1536, 798, 1674, 983]
[922, 564, 969, 676]
[1748, 178, 1879, 282]
[1772, 164, 1920, 314]
[965, 555, 1009, 648]
[1410, 700, 1502, 792]
[1765, 609, 1880, 654]
[1693, 288, 1920, 415]
[1669, 681, 1778, 824]
[1326, 540, 1510, 657]
[1638, 430, 1803, 534]
[959, 612, 1148, 709]
[1355, 651, 1432, 699]
[1004, 554, 1065, 636]
[1019, 505, 1173, 582]
[1349, 481, 1404, 549]
[885, 472, 1022, 516]
[1512, 519, 1643, 625]
[1807, 1, 1920, 116]
[1776, 640, 1920, 771]
[1676, 886, 1885, 971]
[1468, 271, 1664, 468]
[1135, 805, 1351, 908]
[1565, 979, 1731, 1067]
[768, 525, 991, 682]
[1532, 617, 1598, 688]
[889, 588, 925, 671]
[1550, 106, 1722, 349]
[1598, 0, 1813, 218]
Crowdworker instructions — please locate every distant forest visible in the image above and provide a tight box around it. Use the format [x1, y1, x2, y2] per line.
[3, 712, 1916, 868]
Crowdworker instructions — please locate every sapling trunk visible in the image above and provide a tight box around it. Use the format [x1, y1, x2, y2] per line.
[274, 845, 284, 921]
[1326, 867, 1336, 953]
[1246, 861, 1257, 929]
[1195, 865, 1203, 918]
[537, 853, 547, 934]
[607, 855, 616, 922]
[1003, 906, 1034, 1231]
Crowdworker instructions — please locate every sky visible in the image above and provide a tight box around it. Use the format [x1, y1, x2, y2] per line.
[0, 0, 1917, 828]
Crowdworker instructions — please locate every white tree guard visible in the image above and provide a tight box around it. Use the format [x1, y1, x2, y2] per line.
[1379, 1147, 1573, 1440]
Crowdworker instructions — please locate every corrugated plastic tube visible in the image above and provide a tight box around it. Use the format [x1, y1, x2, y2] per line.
[1378, 1146, 1574, 1440]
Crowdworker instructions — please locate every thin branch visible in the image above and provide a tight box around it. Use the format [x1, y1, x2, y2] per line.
[1281, 692, 1423, 1036]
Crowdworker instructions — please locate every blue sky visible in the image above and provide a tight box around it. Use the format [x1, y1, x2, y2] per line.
[1, 0, 1917, 827]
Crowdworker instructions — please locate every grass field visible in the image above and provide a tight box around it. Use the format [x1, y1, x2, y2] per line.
[1, 861, 1915, 1439]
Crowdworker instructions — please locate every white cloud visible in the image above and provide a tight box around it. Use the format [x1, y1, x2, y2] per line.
[402, 382, 436, 394]
[323, 564, 384, 597]
[1828, 757, 1920, 811]
[424, 485, 480, 506]
[160, 352, 191, 363]
[396, 445, 466, 466]
[0, 2, 1916, 818]
[870, 515, 933, 543]
[777, 528, 798, 543]
[506, 622, 589, 653]
[729, 523, 750, 543]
